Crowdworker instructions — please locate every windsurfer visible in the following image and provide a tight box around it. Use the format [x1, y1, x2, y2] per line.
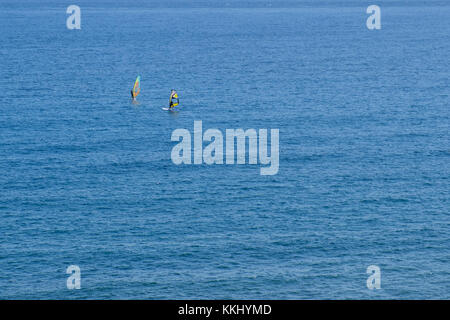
[169, 89, 179, 109]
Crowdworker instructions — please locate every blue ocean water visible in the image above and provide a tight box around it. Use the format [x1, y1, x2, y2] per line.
[0, 0, 449, 299]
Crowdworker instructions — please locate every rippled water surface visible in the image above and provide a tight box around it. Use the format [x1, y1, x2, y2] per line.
[0, 1, 449, 299]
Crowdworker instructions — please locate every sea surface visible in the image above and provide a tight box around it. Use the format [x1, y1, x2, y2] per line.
[0, 0, 449, 299]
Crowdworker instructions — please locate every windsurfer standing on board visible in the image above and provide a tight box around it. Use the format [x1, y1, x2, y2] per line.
[131, 76, 140, 103]
[169, 89, 179, 109]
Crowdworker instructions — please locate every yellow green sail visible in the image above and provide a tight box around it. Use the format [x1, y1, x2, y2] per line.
[132, 76, 141, 98]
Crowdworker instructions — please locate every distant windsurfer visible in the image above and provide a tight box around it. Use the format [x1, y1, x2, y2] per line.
[169, 89, 179, 109]
[131, 76, 140, 103]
